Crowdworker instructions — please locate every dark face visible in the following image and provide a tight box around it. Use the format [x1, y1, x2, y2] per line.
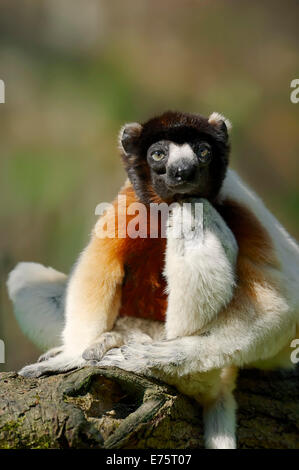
[146, 138, 215, 201]
[120, 111, 230, 204]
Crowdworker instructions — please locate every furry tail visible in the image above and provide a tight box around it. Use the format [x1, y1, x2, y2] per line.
[203, 390, 237, 449]
[7, 262, 67, 351]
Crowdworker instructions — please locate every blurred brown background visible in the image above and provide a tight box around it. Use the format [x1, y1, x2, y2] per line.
[0, 0, 298, 371]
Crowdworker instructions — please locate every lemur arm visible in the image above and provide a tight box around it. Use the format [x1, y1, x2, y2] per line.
[62, 233, 125, 357]
[164, 198, 238, 339]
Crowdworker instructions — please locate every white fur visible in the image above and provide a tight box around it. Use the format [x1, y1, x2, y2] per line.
[203, 390, 237, 449]
[7, 262, 66, 351]
[208, 112, 232, 131]
[164, 199, 238, 339]
[167, 142, 197, 166]
[220, 169, 299, 308]
[18, 351, 86, 378]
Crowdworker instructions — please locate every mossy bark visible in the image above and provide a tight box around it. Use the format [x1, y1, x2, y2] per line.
[0, 366, 298, 449]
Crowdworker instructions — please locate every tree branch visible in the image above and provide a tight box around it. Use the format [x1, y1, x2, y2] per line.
[0, 366, 298, 449]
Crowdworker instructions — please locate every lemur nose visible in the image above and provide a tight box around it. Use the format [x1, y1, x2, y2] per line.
[174, 165, 195, 182]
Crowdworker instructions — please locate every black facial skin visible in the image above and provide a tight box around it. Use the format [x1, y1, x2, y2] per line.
[146, 139, 214, 201]
[121, 111, 230, 204]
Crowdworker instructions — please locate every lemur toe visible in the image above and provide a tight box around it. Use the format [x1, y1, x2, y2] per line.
[19, 352, 86, 377]
[82, 345, 104, 361]
[97, 347, 127, 368]
[38, 346, 63, 362]
[82, 332, 124, 361]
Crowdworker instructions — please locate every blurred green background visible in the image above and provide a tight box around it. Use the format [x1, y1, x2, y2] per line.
[0, 0, 298, 371]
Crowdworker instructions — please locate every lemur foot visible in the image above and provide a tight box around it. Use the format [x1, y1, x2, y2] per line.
[37, 346, 63, 362]
[96, 340, 185, 377]
[19, 352, 86, 378]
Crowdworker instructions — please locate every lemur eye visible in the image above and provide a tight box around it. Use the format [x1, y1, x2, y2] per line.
[151, 150, 165, 162]
[200, 148, 209, 158]
[197, 144, 212, 162]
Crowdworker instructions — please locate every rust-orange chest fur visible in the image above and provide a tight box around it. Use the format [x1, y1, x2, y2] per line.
[119, 235, 167, 322]
[112, 184, 168, 322]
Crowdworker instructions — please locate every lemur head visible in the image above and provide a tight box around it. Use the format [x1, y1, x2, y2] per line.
[119, 111, 231, 203]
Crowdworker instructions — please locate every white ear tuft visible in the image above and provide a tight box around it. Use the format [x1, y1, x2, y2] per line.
[208, 112, 232, 132]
